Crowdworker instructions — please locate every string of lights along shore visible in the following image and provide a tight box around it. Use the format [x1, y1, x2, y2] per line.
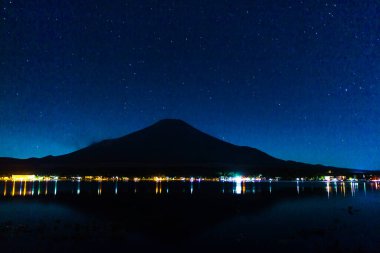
[1, 1, 379, 170]
[1, 174, 376, 197]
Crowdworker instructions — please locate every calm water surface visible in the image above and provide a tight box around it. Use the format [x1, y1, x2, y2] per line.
[0, 181, 379, 252]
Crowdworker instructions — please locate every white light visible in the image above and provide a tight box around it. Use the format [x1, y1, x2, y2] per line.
[233, 176, 242, 183]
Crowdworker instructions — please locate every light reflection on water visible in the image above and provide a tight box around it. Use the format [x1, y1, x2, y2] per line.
[155, 182, 162, 194]
[0, 180, 379, 198]
[326, 182, 330, 199]
[31, 181, 35, 195]
[12, 180, 15, 196]
[3, 181, 6, 196]
[19, 181, 22, 196]
[54, 180, 58, 195]
[98, 182, 102, 195]
[233, 182, 242, 194]
[77, 181, 80, 195]
[23, 180, 27, 196]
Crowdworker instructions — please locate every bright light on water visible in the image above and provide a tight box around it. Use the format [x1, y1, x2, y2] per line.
[77, 181, 80, 195]
[3, 181, 6, 196]
[23, 181, 27, 196]
[12, 181, 15, 196]
[31, 181, 35, 195]
[98, 182, 102, 195]
[19, 181, 22, 196]
[54, 180, 58, 195]
[45, 181, 48, 195]
[38, 180, 41, 195]
[326, 182, 330, 199]
[297, 181, 299, 195]
[234, 181, 242, 194]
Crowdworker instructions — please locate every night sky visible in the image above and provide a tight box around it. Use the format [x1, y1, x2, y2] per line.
[0, 0, 379, 170]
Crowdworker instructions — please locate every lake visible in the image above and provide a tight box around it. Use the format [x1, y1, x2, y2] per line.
[0, 180, 379, 252]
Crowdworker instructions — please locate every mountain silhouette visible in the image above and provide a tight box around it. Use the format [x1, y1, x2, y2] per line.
[60, 119, 278, 164]
[0, 119, 365, 177]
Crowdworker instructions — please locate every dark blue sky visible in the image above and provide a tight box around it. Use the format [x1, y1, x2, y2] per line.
[0, 0, 379, 169]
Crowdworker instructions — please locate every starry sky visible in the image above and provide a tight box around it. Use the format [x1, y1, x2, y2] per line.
[0, 0, 379, 170]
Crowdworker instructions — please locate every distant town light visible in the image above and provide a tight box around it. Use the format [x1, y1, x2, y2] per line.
[12, 175, 36, 181]
[233, 176, 242, 183]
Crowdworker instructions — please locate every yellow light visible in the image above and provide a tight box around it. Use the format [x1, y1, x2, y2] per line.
[23, 181, 27, 196]
[98, 182, 102, 195]
[3, 181, 7, 196]
[12, 180, 15, 196]
[12, 175, 36, 181]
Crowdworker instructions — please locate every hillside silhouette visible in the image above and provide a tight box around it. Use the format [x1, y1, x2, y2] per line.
[0, 119, 364, 177]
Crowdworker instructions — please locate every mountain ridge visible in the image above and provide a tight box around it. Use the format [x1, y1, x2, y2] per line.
[0, 119, 367, 177]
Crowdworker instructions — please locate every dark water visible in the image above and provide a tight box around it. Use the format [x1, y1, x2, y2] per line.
[0, 180, 379, 252]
